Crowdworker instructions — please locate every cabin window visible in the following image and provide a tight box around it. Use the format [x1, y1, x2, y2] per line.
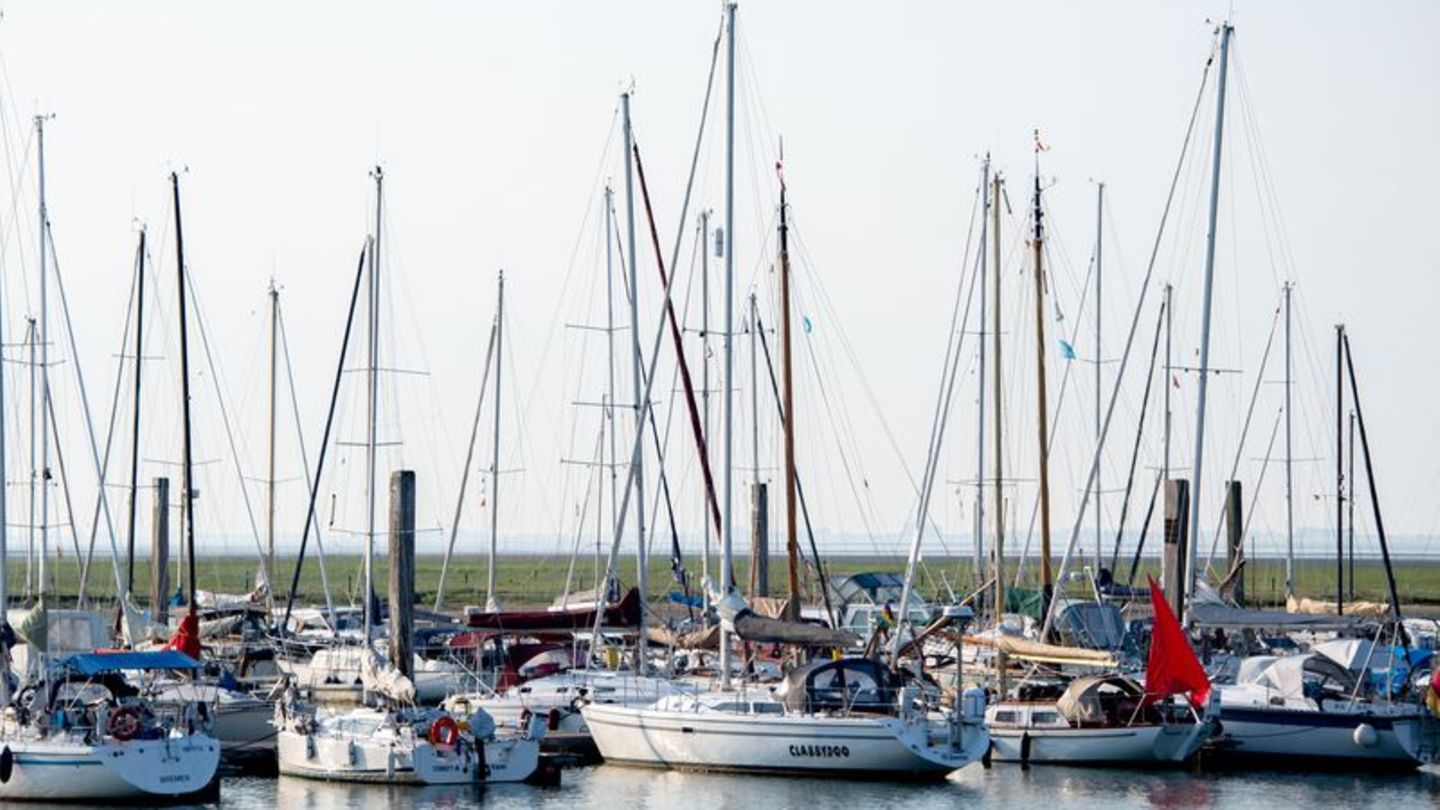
[993, 711, 1019, 723]
[1031, 711, 1061, 725]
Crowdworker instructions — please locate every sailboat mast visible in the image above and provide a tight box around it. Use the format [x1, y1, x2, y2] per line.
[486, 272, 505, 610]
[126, 231, 146, 596]
[1094, 181, 1104, 570]
[778, 162, 800, 612]
[621, 92, 648, 667]
[975, 157, 988, 589]
[1031, 161, 1053, 593]
[1284, 281, 1294, 600]
[1335, 323, 1344, 616]
[720, 0, 737, 689]
[991, 174, 1005, 629]
[605, 187, 620, 593]
[700, 209, 711, 610]
[171, 172, 198, 606]
[37, 116, 50, 601]
[268, 280, 279, 601]
[365, 167, 383, 642]
[1163, 283, 1173, 480]
[1185, 21, 1233, 604]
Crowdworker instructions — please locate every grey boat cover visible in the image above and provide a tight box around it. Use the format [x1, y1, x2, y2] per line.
[1188, 601, 1371, 632]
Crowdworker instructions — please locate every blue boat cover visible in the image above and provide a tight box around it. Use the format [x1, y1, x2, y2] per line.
[63, 651, 202, 676]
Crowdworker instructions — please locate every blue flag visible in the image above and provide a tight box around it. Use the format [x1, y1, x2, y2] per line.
[803, 315, 814, 334]
[1059, 339, 1076, 360]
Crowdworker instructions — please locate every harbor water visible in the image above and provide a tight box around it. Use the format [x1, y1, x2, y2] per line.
[68, 765, 1440, 809]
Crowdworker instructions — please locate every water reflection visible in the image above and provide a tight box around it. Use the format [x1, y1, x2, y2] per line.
[121, 763, 1440, 810]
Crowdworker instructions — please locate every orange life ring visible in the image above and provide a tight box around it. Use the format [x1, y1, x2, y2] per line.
[107, 707, 141, 742]
[429, 715, 460, 748]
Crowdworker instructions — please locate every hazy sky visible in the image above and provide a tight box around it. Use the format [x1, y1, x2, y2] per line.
[0, 1, 1436, 585]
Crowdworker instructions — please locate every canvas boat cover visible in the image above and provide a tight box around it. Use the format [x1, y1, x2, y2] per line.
[964, 635, 1118, 667]
[1056, 675, 1144, 723]
[1234, 653, 1355, 701]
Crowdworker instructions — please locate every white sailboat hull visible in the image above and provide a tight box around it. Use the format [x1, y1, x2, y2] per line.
[0, 734, 220, 801]
[277, 729, 540, 784]
[988, 722, 1210, 765]
[582, 703, 986, 779]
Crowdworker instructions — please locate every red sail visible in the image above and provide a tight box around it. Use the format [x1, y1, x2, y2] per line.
[1145, 576, 1209, 706]
[162, 606, 202, 661]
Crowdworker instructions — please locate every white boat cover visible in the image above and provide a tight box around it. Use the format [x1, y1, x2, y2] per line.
[1234, 653, 1354, 700]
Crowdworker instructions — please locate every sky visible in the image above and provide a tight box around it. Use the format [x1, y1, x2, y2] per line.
[0, 1, 1435, 590]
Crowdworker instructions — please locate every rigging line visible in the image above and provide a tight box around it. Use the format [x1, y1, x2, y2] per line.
[44, 222, 130, 609]
[560, 427, 606, 609]
[433, 318, 498, 610]
[755, 311, 836, 628]
[893, 168, 984, 658]
[281, 245, 367, 635]
[1236, 406, 1284, 579]
[43, 379, 84, 579]
[1110, 295, 1167, 573]
[1203, 294, 1282, 576]
[1039, 39, 1217, 641]
[588, 7, 726, 644]
[184, 262, 269, 566]
[788, 228, 925, 506]
[76, 240, 140, 606]
[1015, 210, 1099, 585]
[276, 302, 336, 622]
[510, 109, 623, 468]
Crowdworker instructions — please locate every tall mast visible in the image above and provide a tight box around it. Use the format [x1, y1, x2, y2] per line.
[605, 187, 620, 600]
[974, 157, 989, 589]
[126, 231, 146, 596]
[778, 155, 800, 612]
[486, 272, 505, 611]
[267, 279, 279, 602]
[1031, 155, 1053, 595]
[700, 209, 711, 610]
[749, 290, 759, 589]
[1093, 181, 1104, 570]
[1185, 21, 1233, 603]
[1163, 283, 1173, 480]
[719, 0, 737, 689]
[365, 167, 383, 642]
[990, 172, 1005, 692]
[621, 91, 648, 667]
[1283, 281, 1294, 600]
[36, 116, 50, 602]
[1335, 323, 1344, 616]
[171, 172, 198, 607]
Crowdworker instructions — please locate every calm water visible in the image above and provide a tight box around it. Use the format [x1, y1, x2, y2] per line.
[118, 765, 1440, 810]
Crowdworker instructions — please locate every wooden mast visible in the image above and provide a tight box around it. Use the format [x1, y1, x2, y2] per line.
[778, 153, 801, 616]
[1031, 142, 1054, 596]
[990, 173, 1006, 693]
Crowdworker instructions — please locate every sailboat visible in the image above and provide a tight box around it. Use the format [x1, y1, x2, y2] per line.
[584, 5, 988, 779]
[0, 143, 220, 801]
[273, 170, 544, 785]
[986, 578, 1216, 765]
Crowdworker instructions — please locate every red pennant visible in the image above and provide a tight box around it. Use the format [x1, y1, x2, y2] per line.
[1145, 576, 1209, 706]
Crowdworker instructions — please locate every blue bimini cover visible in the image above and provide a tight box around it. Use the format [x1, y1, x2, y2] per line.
[63, 650, 203, 676]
